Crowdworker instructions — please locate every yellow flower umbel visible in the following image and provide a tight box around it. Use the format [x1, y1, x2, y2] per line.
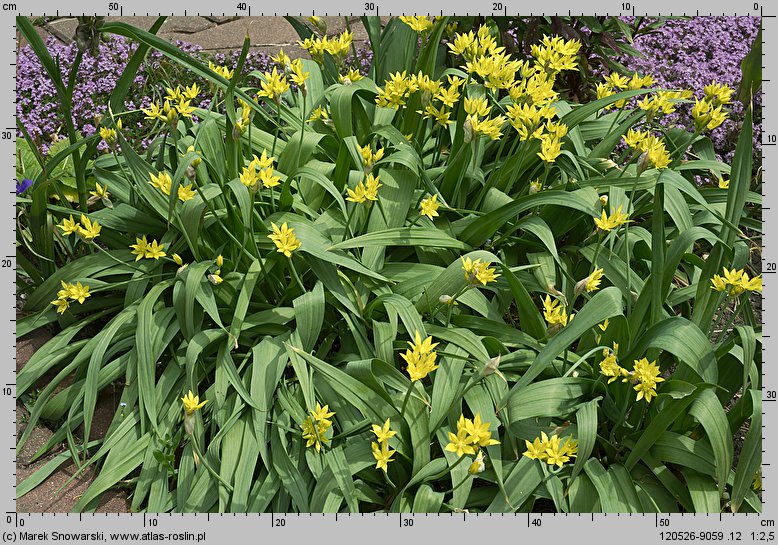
[530, 35, 582, 74]
[575, 267, 604, 295]
[593, 206, 630, 233]
[446, 413, 500, 458]
[371, 441, 396, 472]
[598, 343, 627, 384]
[99, 126, 116, 146]
[208, 61, 234, 80]
[289, 58, 310, 94]
[268, 222, 302, 257]
[419, 194, 440, 219]
[401, 331, 439, 382]
[461, 257, 500, 286]
[346, 174, 381, 204]
[340, 68, 364, 84]
[256, 67, 290, 103]
[50, 280, 91, 314]
[542, 295, 572, 331]
[399, 15, 433, 34]
[181, 390, 208, 435]
[370, 418, 397, 472]
[301, 402, 335, 452]
[130, 235, 166, 261]
[298, 30, 353, 63]
[711, 267, 762, 296]
[90, 182, 109, 199]
[718, 177, 730, 189]
[359, 144, 385, 172]
[149, 171, 195, 203]
[58, 214, 102, 241]
[630, 357, 665, 403]
[371, 418, 397, 444]
[523, 431, 578, 467]
[691, 98, 728, 132]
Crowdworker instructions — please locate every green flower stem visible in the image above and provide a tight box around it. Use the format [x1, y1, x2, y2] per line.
[708, 294, 731, 337]
[588, 233, 605, 277]
[190, 437, 234, 492]
[610, 383, 635, 443]
[271, 99, 282, 159]
[441, 474, 473, 495]
[429, 454, 468, 481]
[288, 256, 306, 293]
[87, 241, 148, 274]
[398, 380, 417, 420]
[715, 294, 746, 342]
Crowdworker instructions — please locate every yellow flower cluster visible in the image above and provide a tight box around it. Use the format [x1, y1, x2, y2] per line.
[59, 214, 102, 240]
[691, 97, 728, 132]
[523, 431, 578, 467]
[401, 331, 439, 382]
[370, 418, 397, 472]
[691, 80, 733, 132]
[149, 171, 196, 202]
[298, 30, 353, 62]
[301, 402, 335, 453]
[256, 67, 290, 103]
[450, 28, 577, 145]
[346, 173, 381, 204]
[461, 257, 500, 286]
[142, 84, 198, 124]
[542, 295, 573, 329]
[711, 267, 762, 296]
[622, 128, 671, 170]
[130, 235, 166, 261]
[339, 68, 363, 84]
[445, 413, 500, 457]
[419, 194, 440, 219]
[240, 150, 280, 190]
[234, 98, 254, 134]
[99, 126, 116, 145]
[399, 15, 433, 33]
[593, 205, 630, 232]
[596, 72, 654, 109]
[531, 35, 582, 74]
[308, 105, 330, 124]
[360, 144, 384, 172]
[599, 345, 665, 403]
[90, 183, 109, 200]
[574, 267, 604, 295]
[50, 280, 90, 314]
[268, 222, 301, 258]
[208, 61, 234, 80]
[419, 76, 464, 127]
[376, 70, 455, 110]
[289, 58, 310, 92]
[463, 95, 506, 141]
[637, 90, 692, 116]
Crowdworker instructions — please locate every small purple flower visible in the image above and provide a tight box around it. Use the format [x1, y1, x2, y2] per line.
[15, 178, 33, 195]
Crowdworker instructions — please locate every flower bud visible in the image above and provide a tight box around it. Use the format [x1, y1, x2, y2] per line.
[463, 117, 473, 143]
[439, 294, 454, 305]
[529, 180, 542, 195]
[636, 151, 650, 176]
[484, 354, 501, 376]
[599, 195, 608, 207]
[216, 254, 224, 267]
[183, 412, 196, 435]
[468, 451, 486, 475]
